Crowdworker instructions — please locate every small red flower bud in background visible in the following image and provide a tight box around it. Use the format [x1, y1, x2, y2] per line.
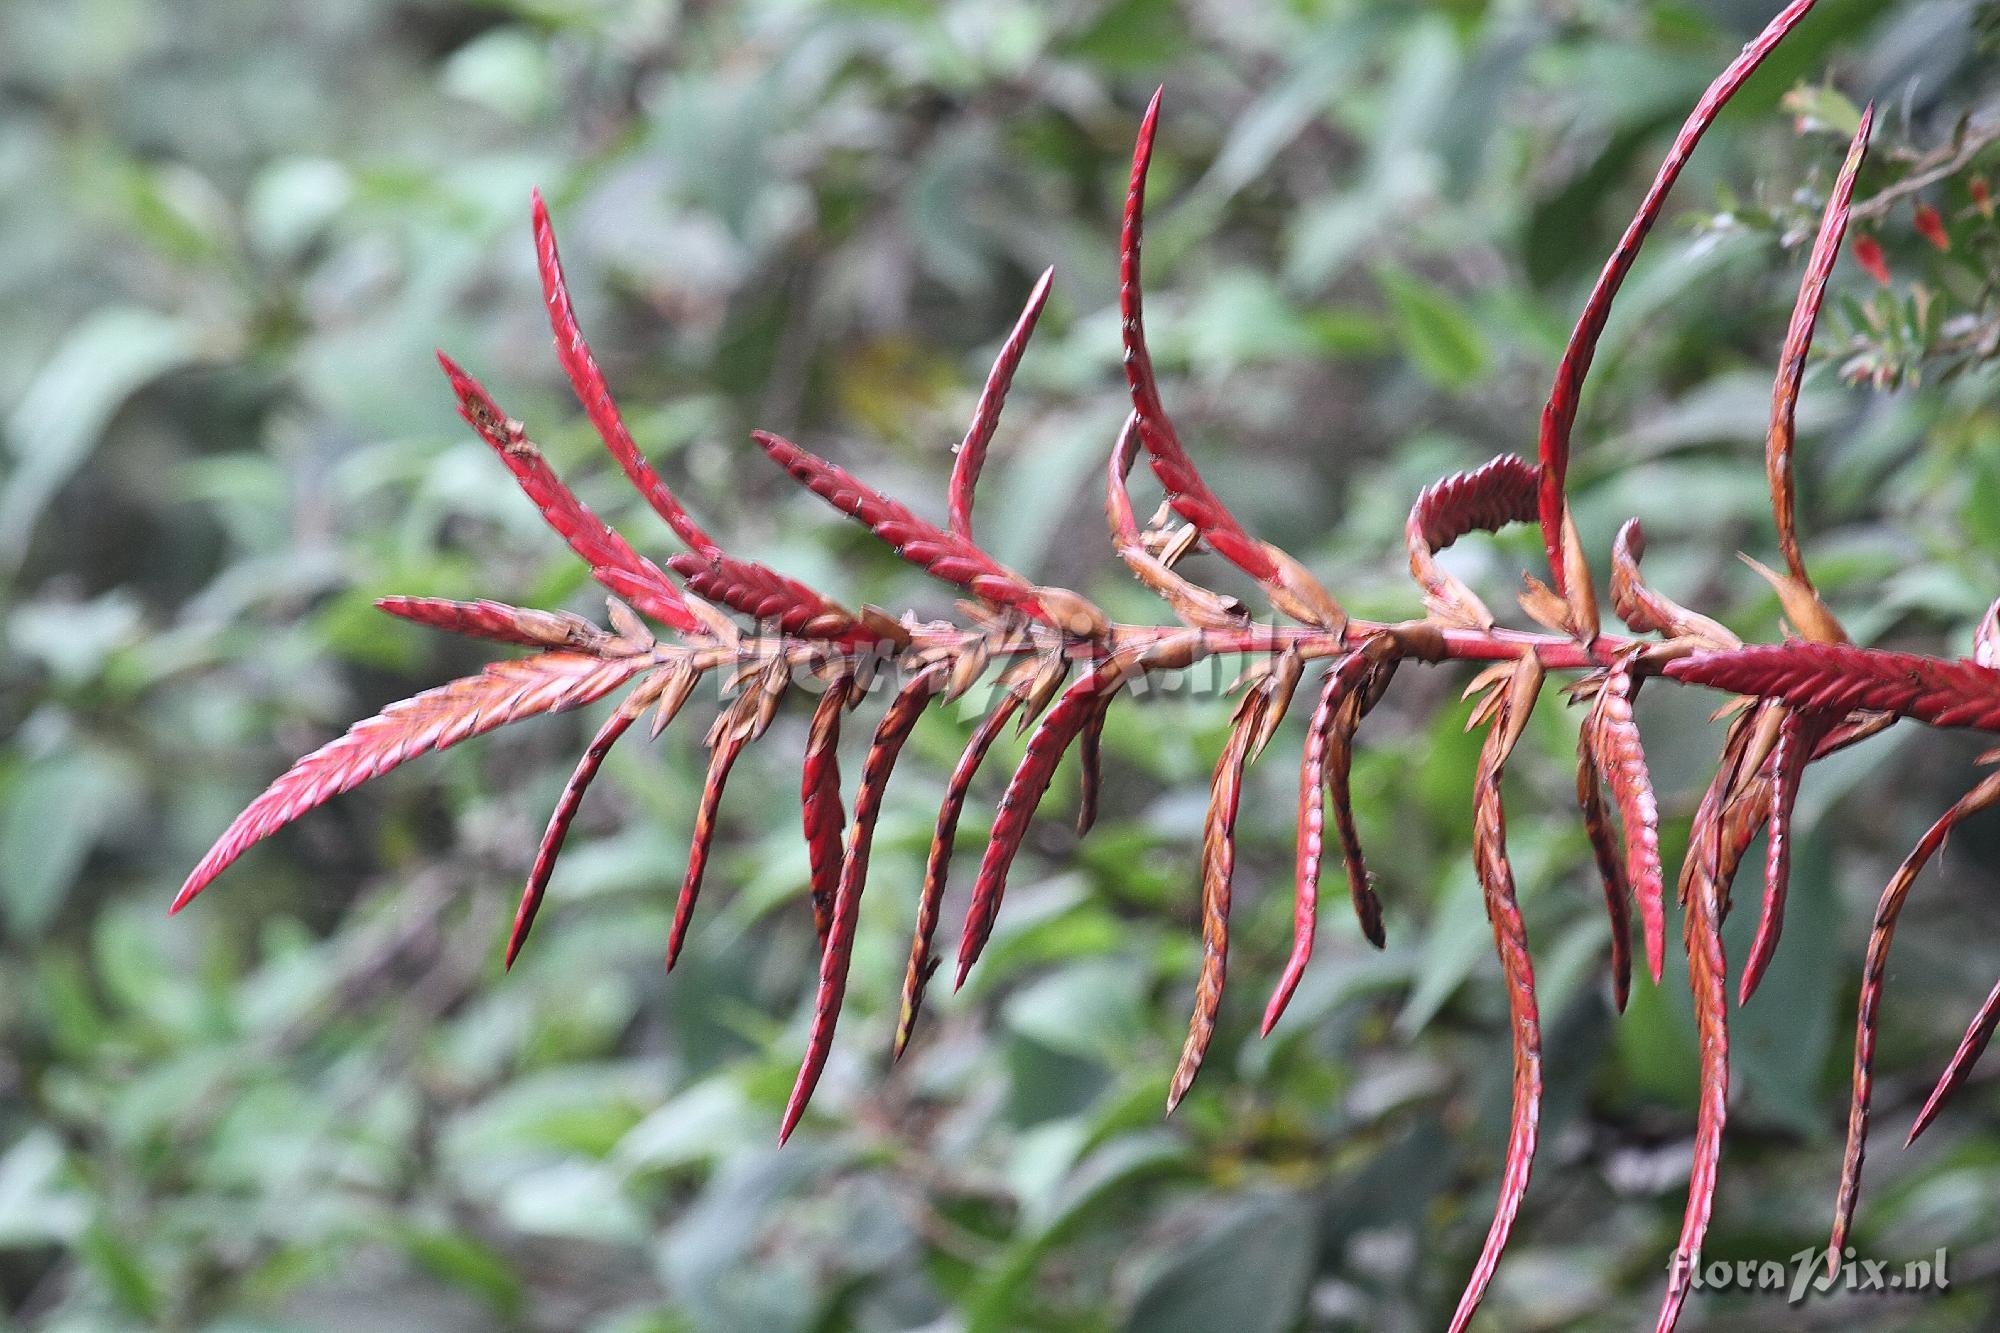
[1914, 203, 1951, 252]
[1971, 175, 1992, 219]
[1853, 234, 1890, 284]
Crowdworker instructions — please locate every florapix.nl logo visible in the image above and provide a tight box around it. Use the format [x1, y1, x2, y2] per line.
[1672, 1247, 1951, 1305]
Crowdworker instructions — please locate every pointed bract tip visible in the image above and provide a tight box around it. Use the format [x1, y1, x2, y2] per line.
[1262, 958, 1307, 1037]
[665, 899, 696, 972]
[1022, 266, 1055, 316]
[1135, 93, 1161, 158]
[1737, 961, 1768, 1008]
[1258, 1003, 1282, 1040]
[778, 1081, 812, 1144]
[1905, 1040, 1974, 1148]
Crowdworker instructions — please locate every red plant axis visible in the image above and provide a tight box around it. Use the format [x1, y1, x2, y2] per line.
[179, 3, 2000, 1325]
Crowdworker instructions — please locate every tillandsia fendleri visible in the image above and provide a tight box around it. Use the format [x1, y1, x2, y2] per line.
[176, 1, 2000, 1327]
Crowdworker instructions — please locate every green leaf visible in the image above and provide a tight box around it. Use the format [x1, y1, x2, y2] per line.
[1121, 1193, 1318, 1333]
[1002, 959, 1146, 1063]
[78, 1222, 160, 1319]
[1, 749, 141, 936]
[1780, 81, 1865, 137]
[1729, 836, 1840, 1134]
[394, 1225, 526, 1317]
[442, 28, 553, 124]
[244, 157, 352, 260]
[1375, 263, 1490, 388]
[1062, 0, 1186, 73]
[1, 307, 208, 570]
[967, 1132, 1192, 1332]
[0, 1130, 87, 1247]
[615, 1078, 755, 1174]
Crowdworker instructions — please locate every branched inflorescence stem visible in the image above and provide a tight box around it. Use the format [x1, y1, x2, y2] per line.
[177, 4, 2000, 1327]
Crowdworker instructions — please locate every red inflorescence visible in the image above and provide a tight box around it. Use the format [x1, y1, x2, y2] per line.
[180, 5, 2000, 1325]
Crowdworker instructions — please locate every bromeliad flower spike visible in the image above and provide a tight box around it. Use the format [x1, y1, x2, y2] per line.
[177, 2, 2000, 1326]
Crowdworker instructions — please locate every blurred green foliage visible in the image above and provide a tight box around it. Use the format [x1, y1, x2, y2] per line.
[4, 0, 2000, 1329]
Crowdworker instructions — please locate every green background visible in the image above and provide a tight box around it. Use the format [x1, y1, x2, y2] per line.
[3, 0, 1999, 1328]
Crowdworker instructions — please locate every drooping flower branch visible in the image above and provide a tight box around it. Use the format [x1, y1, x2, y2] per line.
[178, 2, 2000, 1325]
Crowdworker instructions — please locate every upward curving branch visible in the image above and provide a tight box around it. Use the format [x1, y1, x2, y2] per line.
[534, 193, 869, 643]
[437, 353, 702, 635]
[1766, 107, 1873, 591]
[1121, 90, 1346, 634]
[753, 429, 1108, 639]
[948, 268, 1054, 542]
[1536, 0, 1822, 595]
